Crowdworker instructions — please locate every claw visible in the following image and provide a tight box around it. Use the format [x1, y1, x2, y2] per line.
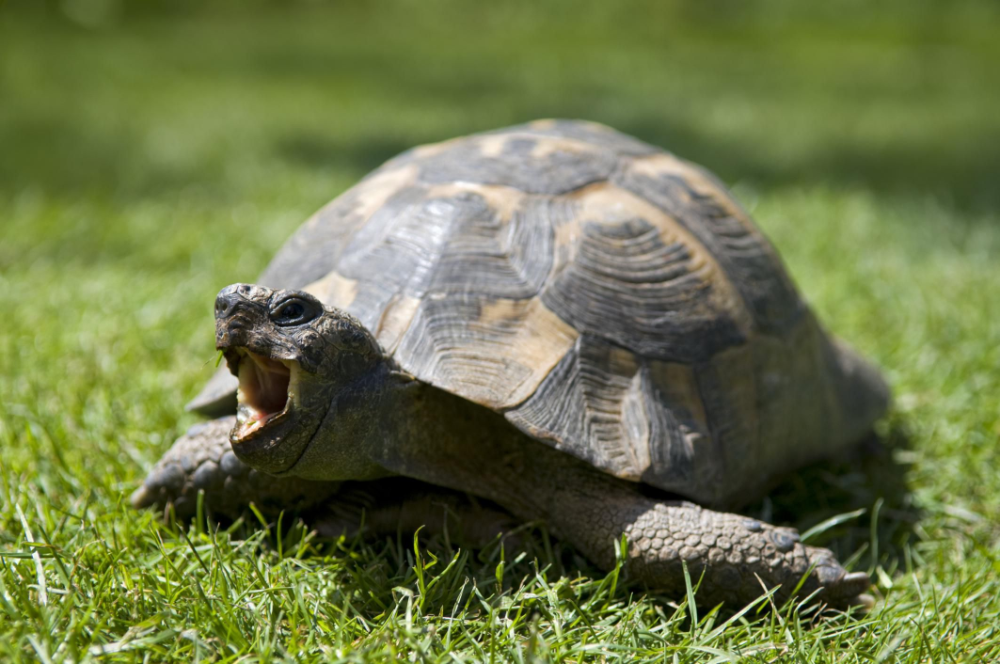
[130, 485, 153, 510]
[848, 592, 876, 612]
[811, 563, 872, 610]
[828, 570, 872, 600]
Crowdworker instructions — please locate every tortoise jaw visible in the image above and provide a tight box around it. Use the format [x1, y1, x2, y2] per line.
[230, 348, 301, 443]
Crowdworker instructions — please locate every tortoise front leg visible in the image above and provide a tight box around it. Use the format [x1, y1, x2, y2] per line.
[131, 416, 339, 520]
[548, 480, 871, 609]
[132, 418, 523, 549]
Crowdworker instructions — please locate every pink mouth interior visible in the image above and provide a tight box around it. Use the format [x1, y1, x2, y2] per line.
[240, 351, 290, 421]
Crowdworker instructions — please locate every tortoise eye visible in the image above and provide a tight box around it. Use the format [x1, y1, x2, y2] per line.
[270, 298, 318, 326]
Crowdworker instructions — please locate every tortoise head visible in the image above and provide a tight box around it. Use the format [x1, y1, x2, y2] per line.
[214, 283, 391, 479]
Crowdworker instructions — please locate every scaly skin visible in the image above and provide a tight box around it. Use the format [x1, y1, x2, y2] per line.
[552, 483, 871, 607]
[131, 416, 339, 519]
[133, 417, 524, 548]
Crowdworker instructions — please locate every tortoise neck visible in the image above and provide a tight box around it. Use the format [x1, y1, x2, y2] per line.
[285, 361, 398, 482]
[374, 382, 616, 521]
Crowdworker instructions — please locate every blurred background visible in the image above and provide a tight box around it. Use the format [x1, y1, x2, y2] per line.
[2, 0, 999, 589]
[3, 0, 999, 211]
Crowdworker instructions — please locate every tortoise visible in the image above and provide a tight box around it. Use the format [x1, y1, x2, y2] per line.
[132, 120, 889, 609]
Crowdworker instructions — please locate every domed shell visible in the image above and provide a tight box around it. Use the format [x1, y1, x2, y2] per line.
[191, 120, 888, 508]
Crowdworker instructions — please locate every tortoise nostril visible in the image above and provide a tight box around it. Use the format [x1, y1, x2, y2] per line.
[216, 283, 264, 321]
[215, 289, 242, 320]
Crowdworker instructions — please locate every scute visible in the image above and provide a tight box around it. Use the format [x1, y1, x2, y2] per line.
[258, 165, 419, 291]
[505, 335, 721, 493]
[541, 214, 747, 363]
[410, 133, 618, 195]
[189, 120, 889, 505]
[501, 119, 662, 157]
[333, 184, 456, 330]
[425, 184, 551, 300]
[394, 296, 578, 409]
[613, 154, 804, 334]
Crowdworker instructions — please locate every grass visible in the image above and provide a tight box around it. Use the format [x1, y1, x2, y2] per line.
[1, 1, 999, 660]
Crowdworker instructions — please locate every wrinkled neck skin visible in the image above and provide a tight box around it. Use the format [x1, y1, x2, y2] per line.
[284, 366, 613, 523]
[282, 361, 400, 483]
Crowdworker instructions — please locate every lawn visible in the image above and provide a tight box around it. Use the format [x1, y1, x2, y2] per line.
[1, 1, 999, 661]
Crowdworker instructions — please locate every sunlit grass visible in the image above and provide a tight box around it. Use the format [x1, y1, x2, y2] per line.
[1, 1, 999, 661]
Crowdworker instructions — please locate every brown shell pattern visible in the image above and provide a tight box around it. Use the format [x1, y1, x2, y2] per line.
[195, 120, 875, 505]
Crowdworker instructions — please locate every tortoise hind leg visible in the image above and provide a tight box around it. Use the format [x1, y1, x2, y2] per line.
[545, 472, 872, 609]
[131, 416, 339, 520]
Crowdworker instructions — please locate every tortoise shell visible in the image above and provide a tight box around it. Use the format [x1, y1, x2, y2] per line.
[191, 120, 887, 507]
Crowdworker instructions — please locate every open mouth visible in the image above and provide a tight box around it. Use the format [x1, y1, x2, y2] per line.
[230, 348, 300, 441]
